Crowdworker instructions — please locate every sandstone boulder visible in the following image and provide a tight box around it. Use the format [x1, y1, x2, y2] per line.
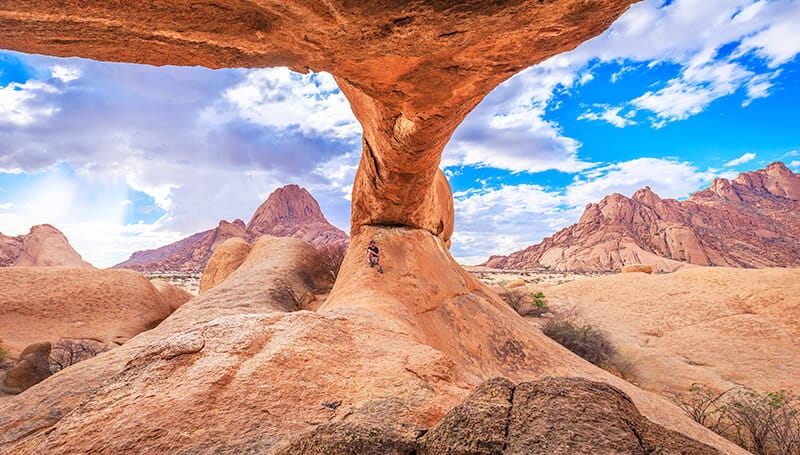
[1, 342, 52, 394]
[506, 278, 526, 288]
[420, 377, 718, 454]
[0, 267, 192, 355]
[621, 264, 653, 274]
[199, 237, 251, 292]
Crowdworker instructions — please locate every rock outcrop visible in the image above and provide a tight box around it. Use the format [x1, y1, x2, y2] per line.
[542, 267, 800, 396]
[114, 185, 347, 272]
[485, 162, 800, 272]
[621, 264, 653, 274]
[0, 233, 745, 454]
[1, 342, 52, 394]
[0, 225, 93, 269]
[0, 267, 193, 356]
[419, 377, 718, 454]
[198, 237, 251, 292]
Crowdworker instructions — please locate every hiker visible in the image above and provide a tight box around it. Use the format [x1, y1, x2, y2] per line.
[367, 240, 383, 273]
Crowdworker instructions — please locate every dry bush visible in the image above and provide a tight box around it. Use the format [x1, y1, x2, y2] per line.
[49, 339, 107, 373]
[541, 319, 615, 366]
[673, 384, 800, 455]
[317, 243, 348, 281]
[0, 339, 8, 363]
[603, 353, 639, 383]
[498, 289, 549, 317]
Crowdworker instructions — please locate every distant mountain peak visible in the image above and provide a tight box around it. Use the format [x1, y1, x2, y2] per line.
[485, 162, 800, 272]
[0, 224, 94, 269]
[115, 184, 347, 273]
[247, 184, 327, 233]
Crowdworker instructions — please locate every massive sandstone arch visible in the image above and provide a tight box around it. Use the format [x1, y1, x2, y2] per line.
[0, 2, 746, 453]
[0, 0, 634, 241]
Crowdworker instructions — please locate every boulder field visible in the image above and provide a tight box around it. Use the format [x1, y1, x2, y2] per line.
[0, 235, 744, 453]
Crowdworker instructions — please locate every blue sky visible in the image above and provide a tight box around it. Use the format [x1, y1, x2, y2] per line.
[1, 0, 799, 267]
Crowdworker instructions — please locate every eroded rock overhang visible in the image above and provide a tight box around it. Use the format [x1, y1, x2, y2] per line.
[0, 0, 639, 244]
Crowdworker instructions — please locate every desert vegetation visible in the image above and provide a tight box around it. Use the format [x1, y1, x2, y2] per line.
[541, 313, 637, 382]
[498, 289, 549, 317]
[0, 339, 8, 363]
[317, 243, 348, 281]
[673, 384, 800, 454]
[49, 339, 107, 373]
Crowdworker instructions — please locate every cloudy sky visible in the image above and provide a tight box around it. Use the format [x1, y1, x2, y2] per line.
[1, 0, 799, 267]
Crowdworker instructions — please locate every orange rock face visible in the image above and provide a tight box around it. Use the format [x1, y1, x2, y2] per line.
[0, 233, 745, 454]
[115, 185, 347, 272]
[0, 225, 93, 269]
[0, 267, 192, 356]
[486, 163, 800, 272]
[198, 237, 251, 292]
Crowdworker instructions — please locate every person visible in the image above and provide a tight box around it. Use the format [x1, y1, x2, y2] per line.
[366, 240, 383, 273]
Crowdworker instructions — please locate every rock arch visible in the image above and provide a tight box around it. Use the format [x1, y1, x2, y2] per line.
[0, 0, 635, 241]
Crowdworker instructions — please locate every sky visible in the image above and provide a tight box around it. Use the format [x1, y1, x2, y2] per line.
[1, 0, 799, 267]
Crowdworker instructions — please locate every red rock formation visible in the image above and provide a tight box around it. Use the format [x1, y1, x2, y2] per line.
[0, 233, 745, 454]
[247, 184, 348, 248]
[485, 162, 800, 271]
[0, 225, 93, 269]
[115, 185, 347, 272]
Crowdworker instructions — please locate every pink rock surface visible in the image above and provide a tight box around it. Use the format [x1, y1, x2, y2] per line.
[486, 163, 800, 271]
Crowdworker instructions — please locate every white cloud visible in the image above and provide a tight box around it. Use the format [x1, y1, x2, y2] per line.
[452, 184, 573, 264]
[0, 80, 59, 125]
[790, 161, 800, 171]
[578, 105, 636, 128]
[50, 65, 81, 83]
[443, 63, 594, 174]
[783, 150, 799, 158]
[210, 68, 360, 141]
[0, 202, 13, 210]
[724, 152, 757, 167]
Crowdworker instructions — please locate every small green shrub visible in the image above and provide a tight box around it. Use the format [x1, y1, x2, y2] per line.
[541, 319, 615, 366]
[498, 289, 549, 317]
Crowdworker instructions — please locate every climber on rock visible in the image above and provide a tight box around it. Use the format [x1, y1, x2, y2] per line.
[367, 240, 383, 273]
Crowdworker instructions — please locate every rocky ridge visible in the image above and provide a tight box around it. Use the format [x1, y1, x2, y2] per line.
[485, 162, 800, 271]
[0, 225, 93, 269]
[114, 184, 347, 272]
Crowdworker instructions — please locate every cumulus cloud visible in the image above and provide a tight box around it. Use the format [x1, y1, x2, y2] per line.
[487, 0, 800, 132]
[578, 105, 636, 128]
[725, 152, 757, 167]
[0, 53, 360, 264]
[443, 63, 595, 174]
[0, 80, 59, 126]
